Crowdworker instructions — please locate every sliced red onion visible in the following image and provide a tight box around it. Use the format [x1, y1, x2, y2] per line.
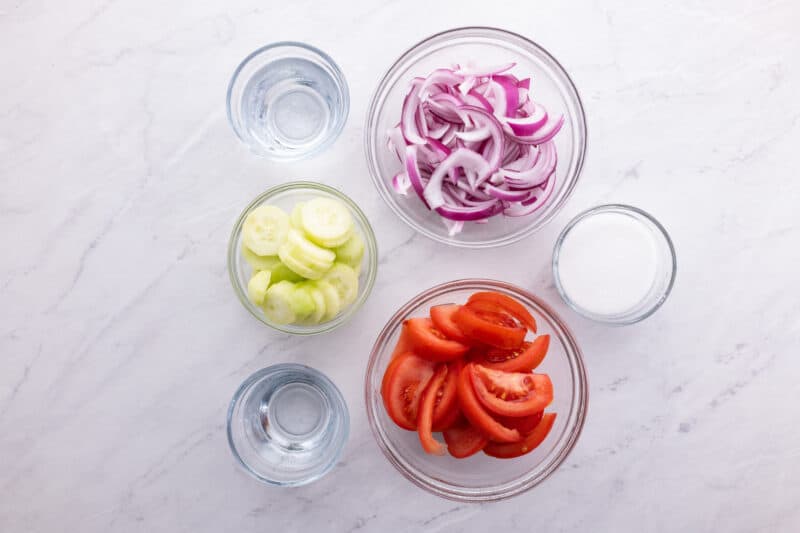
[503, 104, 548, 136]
[392, 172, 411, 195]
[387, 63, 564, 235]
[423, 148, 491, 209]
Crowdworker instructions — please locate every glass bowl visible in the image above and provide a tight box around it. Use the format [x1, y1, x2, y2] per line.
[552, 204, 677, 325]
[227, 364, 350, 487]
[226, 42, 349, 161]
[228, 181, 377, 334]
[364, 27, 587, 248]
[364, 279, 588, 501]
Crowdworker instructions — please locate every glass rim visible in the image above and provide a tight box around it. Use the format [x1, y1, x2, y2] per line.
[363, 26, 588, 248]
[226, 363, 350, 487]
[227, 181, 378, 335]
[552, 203, 678, 325]
[364, 278, 589, 502]
[226, 41, 350, 161]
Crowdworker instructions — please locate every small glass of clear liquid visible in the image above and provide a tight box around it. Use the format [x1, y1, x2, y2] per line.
[227, 364, 349, 486]
[227, 42, 349, 161]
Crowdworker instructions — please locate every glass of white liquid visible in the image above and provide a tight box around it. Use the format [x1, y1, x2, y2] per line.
[226, 42, 349, 161]
[552, 204, 676, 325]
[226, 364, 349, 486]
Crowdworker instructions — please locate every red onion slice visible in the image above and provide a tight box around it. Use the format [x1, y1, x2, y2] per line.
[423, 148, 491, 209]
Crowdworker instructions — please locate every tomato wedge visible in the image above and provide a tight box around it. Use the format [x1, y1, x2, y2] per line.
[431, 359, 462, 431]
[430, 304, 469, 343]
[456, 364, 520, 443]
[406, 318, 470, 362]
[495, 411, 543, 435]
[484, 413, 556, 459]
[452, 306, 526, 349]
[417, 365, 447, 455]
[390, 322, 413, 359]
[481, 335, 550, 372]
[470, 365, 554, 417]
[467, 291, 537, 332]
[443, 419, 489, 458]
[381, 352, 436, 430]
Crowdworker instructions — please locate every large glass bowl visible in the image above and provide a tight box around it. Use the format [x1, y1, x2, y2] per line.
[228, 181, 378, 335]
[364, 279, 588, 501]
[364, 27, 587, 248]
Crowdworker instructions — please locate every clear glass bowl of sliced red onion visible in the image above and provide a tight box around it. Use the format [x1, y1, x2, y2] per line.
[365, 27, 587, 248]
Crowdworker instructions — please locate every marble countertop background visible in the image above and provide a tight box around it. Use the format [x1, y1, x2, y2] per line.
[1, 0, 799, 531]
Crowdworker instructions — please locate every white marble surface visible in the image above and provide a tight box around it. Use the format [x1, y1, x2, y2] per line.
[1, 0, 799, 531]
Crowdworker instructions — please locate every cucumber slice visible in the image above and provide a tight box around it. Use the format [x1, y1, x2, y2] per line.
[301, 197, 354, 248]
[334, 233, 365, 269]
[288, 283, 316, 320]
[298, 282, 326, 324]
[314, 280, 342, 321]
[323, 263, 359, 306]
[269, 261, 305, 283]
[242, 205, 290, 256]
[262, 281, 298, 324]
[278, 243, 325, 280]
[247, 270, 271, 306]
[287, 229, 336, 266]
[290, 202, 306, 228]
[242, 247, 281, 272]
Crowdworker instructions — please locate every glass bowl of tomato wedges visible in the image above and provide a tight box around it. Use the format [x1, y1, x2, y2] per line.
[364, 279, 588, 501]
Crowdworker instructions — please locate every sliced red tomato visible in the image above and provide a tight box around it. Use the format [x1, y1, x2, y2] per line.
[406, 318, 470, 362]
[431, 359, 462, 431]
[443, 419, 489, 458]
[381, 352, 436, 430]
[481, 335, 550, 372]
[467, 291, 537, 332]
[470, 365, 554, 417]
[430, 304, 469, 343]
[390, 322, 413, 359]
[484, 413, 556, 458]
[456, 364, 520, 443]
[417, 365, 447, 455]
[495, 411, 543, 435]
[452, 306, 526, 349]
[466, 304, 519, 329]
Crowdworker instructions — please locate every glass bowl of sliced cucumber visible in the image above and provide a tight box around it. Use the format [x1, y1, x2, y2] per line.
[228, 181, 378, 334]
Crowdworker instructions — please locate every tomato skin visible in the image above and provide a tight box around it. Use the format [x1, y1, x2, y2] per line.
[467, 291, 537, 332]
[456, 364, 521, 443]
[381, 352, 436, 430]
[390, 322, 413, 359]
[484, 413, 556, 459]
[452, 306, 526, 350]
[471, 365, 554, 417]
[495, 411, 543, 435]
[430, 304, 469, 343]
[443, 420, 489, 458]
[482, 335, 550, 373]
[417, 366, 447, 455]
[406, 318, 470, 362]
[431, 360, 462, 431]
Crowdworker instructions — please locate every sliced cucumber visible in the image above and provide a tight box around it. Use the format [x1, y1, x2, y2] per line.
[301, 197, 354, 248]
[288, 283, 316, 320]
[323, 263, 359, 306]
[314, 280, 342, 322]
[287, 229, 336, 267]
[269, 261, 305, 283]
[262, 281, 298, 325]
[290, 202, 306, 228]
[334, 233, 365, 269]
[298, 282, 326, 324]
[247, 270, 271, 306]
[242, 247, 281, 272]
[242, 205, 290, 256]
[278, 243, 325, 280]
